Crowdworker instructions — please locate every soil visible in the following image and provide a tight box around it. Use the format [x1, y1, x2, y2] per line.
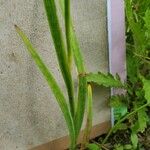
[91, 126, 150, 150]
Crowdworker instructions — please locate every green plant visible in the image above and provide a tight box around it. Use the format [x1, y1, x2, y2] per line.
[81, 84, 93, 149]
[96, 0, 150, 149]
[15, 0, 150, 149]
[15, 0, 124, 149]
[125, 0, 150, 148]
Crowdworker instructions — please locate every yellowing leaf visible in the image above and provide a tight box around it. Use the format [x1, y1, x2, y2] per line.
[15, 25, 76, 148]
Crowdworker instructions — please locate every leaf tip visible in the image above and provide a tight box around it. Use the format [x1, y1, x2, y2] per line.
[14, 24, 20, 32]
[14, 24, 18, 28]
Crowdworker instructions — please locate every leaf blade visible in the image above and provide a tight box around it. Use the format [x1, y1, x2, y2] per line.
[138, 108, 148, 132]
[58, 0, 87, 138]
[64, 0, 72, 68]
[125, 0, 146, 53]
[82, 84, 93, 148]
[15, 25, 76, 148]
[142, 77, 150, 103]
[131, 133, 138, 149]
[86, 72, 124, 88]
[43, 0, 75, 116]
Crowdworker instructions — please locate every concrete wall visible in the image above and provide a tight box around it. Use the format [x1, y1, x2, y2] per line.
[0, 0, 110, 149]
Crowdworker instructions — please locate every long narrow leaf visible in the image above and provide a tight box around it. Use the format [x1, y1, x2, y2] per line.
[15, 25, 76, 148]
[59, 0, 85, 72]
[64, 0, 72, 68]
[75, 76, 87, 137]
[59, 0, 87, 138]
[82, 84, 93, 149]
[43, 0, 75, 116]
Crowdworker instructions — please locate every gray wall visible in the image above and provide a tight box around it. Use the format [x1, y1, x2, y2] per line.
[0, 0, 110, 149]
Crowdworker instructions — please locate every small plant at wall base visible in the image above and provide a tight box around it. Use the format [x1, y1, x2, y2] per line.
[86, 0, 150, 149]
[15, 0, 124, 149]
[15, 0, 150, 150]
[124, 0, 150, 149]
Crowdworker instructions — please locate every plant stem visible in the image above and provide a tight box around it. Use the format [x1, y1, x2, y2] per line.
[102, 102, 150, 144]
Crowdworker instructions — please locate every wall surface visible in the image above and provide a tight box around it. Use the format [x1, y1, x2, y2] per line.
[0, 0, 110, 149]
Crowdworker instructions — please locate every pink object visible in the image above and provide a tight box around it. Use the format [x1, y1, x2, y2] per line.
[107, 0, 126, 125]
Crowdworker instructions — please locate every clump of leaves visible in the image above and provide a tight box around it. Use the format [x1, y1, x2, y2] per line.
[15, 0, 150, 149]
[98, 0, 150, 149]
[15, 0, 124, 149]
[125, 0, 150, 148]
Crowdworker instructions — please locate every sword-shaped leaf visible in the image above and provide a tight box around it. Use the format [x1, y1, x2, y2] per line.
[64, 0, 72, 68]
[58, 0, 85, 72]
[82, 84, 93, 149]
[43, 0, 75, 117]
[15, 25, 76, 148]
[59, 0, 87, 138]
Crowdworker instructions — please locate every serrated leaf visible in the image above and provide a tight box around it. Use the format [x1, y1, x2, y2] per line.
[144, 9, 150, 39]
[142, 77, 150, 103]
[114, 106, 128, 121]
[138, 108, 148, 132]
[125, 0, 146, 53]
[127, 52, 138, 83]
[131, 133, 138, 149]
[131, 121, 140, 134]
[113, 123, 128, 133]
[86, 72, 124, 88]
[110, 95, 127, 108]
[109, 95, 127, 121]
